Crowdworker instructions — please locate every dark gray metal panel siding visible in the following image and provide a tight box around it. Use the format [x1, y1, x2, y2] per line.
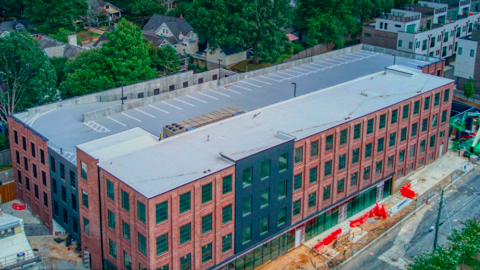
[48, 149, 81, 243]
[234, 141, 294, 253]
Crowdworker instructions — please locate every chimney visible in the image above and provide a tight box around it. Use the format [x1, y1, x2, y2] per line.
[180, 14, 184, 19]
[68, 34, 77, 46]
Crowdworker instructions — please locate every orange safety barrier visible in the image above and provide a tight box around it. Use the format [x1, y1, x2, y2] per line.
[314, 228, 342, 252]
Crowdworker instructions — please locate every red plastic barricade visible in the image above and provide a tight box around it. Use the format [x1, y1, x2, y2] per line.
[400, 183, 416, 199]
[12, 203, 25, 210]
[378, 204, 388, 219]
[370, 202, 380, 218]
[349, 212, 369, 228]
[314, 228, 342, 252]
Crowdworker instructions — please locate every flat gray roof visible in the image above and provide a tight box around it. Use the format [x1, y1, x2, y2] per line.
[79, 65, 452, 198]
[16, 49, 438, 164]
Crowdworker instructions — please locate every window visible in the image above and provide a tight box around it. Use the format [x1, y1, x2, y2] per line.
[261, 160, 271, 179]
[293, 173, 302, 190]
[138, 233, 147, 255]
[26, 177, 30, 191]
[441, 110, 447, 123]
[156, 233, 168, 255]
[379, 114, 386, 129]
[337, 179, 345, 194]
[340, 129, 348, 145]
[107, 180, 114, 200]
[14, 131, 18, 144]
[60, 163, 65, 179]
[33, 164, 37, 178]
[424, 97, 430, 110]
[108, 210, 115, 230]
[459, 47, 463, 55]
[440, 131, 445, 138]
[376, 161, 383, 175]
[398, 39, 403, 47]
[124, 252, 132, 270]
[223, 204, 232, 224]
[242, 225, 252, 244]
[444, 89, 450, 102]
[403, 105, 409, 119]
[54, 201, 58, 216]
[352, 148, 359, 164]
[81, 162, 87, 179]
[351, 172, 358, 187]
[16, 151, 19, 164]
[109, 239, 116, 259]
[309, 167, 318, 183]
[202, 214, 212, 234]
[388, 155, 394, 169]
[123, 221, 130, 242]
[278, 180, 286, 199]
[279, 153, 288, 171]
[324, 160, 332, 176]
[399, 150, 405, 163]
[378, 138, 384, 152]
[31, 142, 35, 157]
[365, 143, 372, 158]
[420, 140, 426, 153]
[22, 136, 26, 150]
[401, 128, 407, 142]
[432, 114, 438, 128]
[260, 216, 269, 235]
[243, 196, 252, 216]
[409, 41, 413, 49]
[222, 234, 232, 252]
[295, 147, 304, 163]
[434, 93, 440, 106]
[180, 223, 191, 244]
[422, 118, 428, 132]
[354, 124, 361, 140]
[444, 31, 449, 42]
[414, 101, 420, 115]
[293, 199, 301, 216]
[278, 207, 286, 225]
[243, 167, 252, 187]
[202, 243, 213, 263]
[201, 183, 212, 204]
[24, 157, 28, 171]
[82, 190, 88, 208]
[40, 149, 45, 165]
[310, 141, 319, 157]
[43, 192, 48, 207]
[137, 201, 146, 223]
[411, 123, 418, 137]
[72, 194, 77, 211]
[61, 186, 66, 202]
[389, 132, 396, 147]
[410, 145, 416, 158]
[323, 185, 331, 201]
[338, 154, 346, 170]
[122, 190, 129, 211]
[261, 189, 270, 207]
[367, 119, 374, 134]
[326, 135, 334, 151]
[84, 218, 90, 236]
[430, 135, 436, 148]
[179, 192, 191, 213]
[73, 217, 78, 233]
[17, 170, 21, 184]
[391, 109, 398, 124]
[363, 167, 371, 181]
[34, 184, 39, 198]
[156, 201, 168, 224]
[70, 171, 75, 188]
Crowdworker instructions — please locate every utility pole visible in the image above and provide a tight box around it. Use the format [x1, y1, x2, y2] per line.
[292, 82, 297, 97]
[433, 189, 444, 250]
[121, 81, 124, 105]
[217, 59, 222, 79]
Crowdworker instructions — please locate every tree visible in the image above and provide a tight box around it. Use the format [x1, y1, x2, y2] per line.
[0, 31, 57, 125]
[131, 0, 167, 18]
[23, 0, 87, 31]
[0, 0, 25, 21]
[166, 1, 192, 17]
[148, 44, 180, 76]
[50, 28, 75, 43]
[464, 78, 475, 99]
[49, 57, 68, 88]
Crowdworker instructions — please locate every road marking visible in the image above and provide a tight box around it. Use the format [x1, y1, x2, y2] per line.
[122, 112, 142, 122]
[107, 116, 127, 126]
[265, 73, 285, 79]
[250, 77, 272, 85]
[322, 59, 341, 65]
[26, 113, 39, 126]
[285, 69, 304, 75]
[292, 66, 311, 73]
[210, 89, 230, 97]
[220, 87, 241, 94]
[135, 108, 156, 118]
[198, 92, 219, 100]
[231, 85, 252, 91]
[85, 121, 110, 132]
[186, 95, 207, 103]
[277, 70, 298, 78]
[174, 98, 195, 107]
[308, 62, 327, 68]
[260, 75, 280, 82]
[335, 55, 355, 62]
[28, 108, 57, 126]
[241, 81, 262, 88]
[162, 101, 183, 110]
[148, 104, 169, 114]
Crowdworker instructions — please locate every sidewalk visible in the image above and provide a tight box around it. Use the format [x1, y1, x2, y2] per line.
[258, 151, 472, 270]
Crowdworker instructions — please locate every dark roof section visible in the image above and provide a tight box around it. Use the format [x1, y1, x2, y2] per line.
[92, 25, 115, 47]
[220, 44, 248, 55]
[0, 20, 29, 31]
[37, 36, 85, 58]
[142, 14, 194, 40]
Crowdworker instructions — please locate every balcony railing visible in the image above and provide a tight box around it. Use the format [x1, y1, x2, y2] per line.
[435, 7, 447, 14]
[460, 0, 471, 5]
[379, 13, 421, 22]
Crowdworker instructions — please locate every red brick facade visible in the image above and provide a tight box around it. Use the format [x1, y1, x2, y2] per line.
[9, 116, 52, 232]
[422, 61, 445, 77]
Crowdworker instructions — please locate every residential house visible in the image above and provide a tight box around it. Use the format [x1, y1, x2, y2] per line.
[204, 45, 248, 69]
[98, 1, 122, 20]
[0, 20, 27, 38]
[38, 35, 85, 58]
[454, 22, 480, 91]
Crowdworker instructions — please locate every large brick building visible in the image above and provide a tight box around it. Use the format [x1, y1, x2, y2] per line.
[8, 46, 451, 270]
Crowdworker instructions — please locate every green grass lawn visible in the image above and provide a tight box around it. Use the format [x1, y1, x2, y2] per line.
[77, 31, 101, 42]
[231, 54, 292, 72]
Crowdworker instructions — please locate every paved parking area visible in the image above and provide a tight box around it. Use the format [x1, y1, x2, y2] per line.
[29, 50, 433, 163]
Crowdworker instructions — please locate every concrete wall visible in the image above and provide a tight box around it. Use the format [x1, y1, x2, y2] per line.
[454, 38, 477, 79]
[362, 25, 398, 50]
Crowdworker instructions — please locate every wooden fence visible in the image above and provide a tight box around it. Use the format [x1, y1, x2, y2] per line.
[0, 182, 15, 203]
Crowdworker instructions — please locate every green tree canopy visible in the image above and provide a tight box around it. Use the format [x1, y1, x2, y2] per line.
[0, 31, 57, 124]
[23, 0, 87, 26]
[0, 0, 25, 21]
[148, 44, 181, 76]
[131, 0, 167, 17]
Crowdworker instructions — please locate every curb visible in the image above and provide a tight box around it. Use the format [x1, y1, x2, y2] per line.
[334, 164, 478, 269]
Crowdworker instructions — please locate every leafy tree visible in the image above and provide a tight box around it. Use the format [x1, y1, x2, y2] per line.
[356, 0, 393, 22]
[131, 0, 167, 17]
[0, 31, 57, 125]
[50, 28, 75, 43]
[0, 0, 25, 21]
[148, 44, 180, 76]
[49, 57, 68, 88]
[166, 2, 192, 17]
[23, 0, 87, 31]
[464, 78, 475, 99]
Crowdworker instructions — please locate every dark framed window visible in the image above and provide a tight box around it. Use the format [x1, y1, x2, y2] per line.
[33, 164, 37, 178]
[403, 104, 409, 119]
[340, 129, 348, 145]
[337, 179, 345, 194]
[352, 148, 359, 164]
[401, 128, 407, 141]
[242, 224, 252, 244]
[424, 97, 430, 110]
[40, 149, 45, 164]
[72, 194, 77, 211]
[411, 123, 418, 137]
[123, 221, 130, 242]
[376, 161, 383, 175]
[109, 239, 116, 259]
[156, 233, 168, 255]
[410, 145, 416, 158]
[391, 109, 398, 124]
[389, 132, 396, 147]
[354, 124, 361, 139]
[279, 153, 288, 172]
[137, 201, 146, 223]
[278, 180, 286, 199]
[420, 140, 426, 153]
[379, 114, 386, 129]
[294, 173, 302, 190]
[399, 150, 405, 163]
[308, 192, 316, 208]
[70, 171, 75, 188]
[24, 157, 28, 171]
[293, 199, 301, 216]
[261, 160, 271, 179]
[365, 143, 372, 158]
[311, 141, 319, 157]
[53, 201, 58, 216]
[26, 177, 30, 190]
[179, 192, 191, 213]
[324, 160, 332, 176]
[367, 119, 374, 134]
[17, 170, 21, 184]
[351, 173, 358, 187]
[422, 118, 428, 132]
[61, 186, 66, 202]
[122, 190, 129, 211]
[444, 89, 450, 102]
[295, 147, 304, 163]
[430, 135, 436, 148]
[82, 190, 88, 208]
[108, 210, 115, 230]
[180, 223, 191, 245]
[432, 114, 438, 128]
[309, 167, 318, 183]
[34, 184, 39, 198]
[50, 157, 56, 172]
[363, 167, 371, 181]
[107, 180, 114, 200]
[260, 188, 269, 207]
[388, 155, 394, 169]
[377, 138, 384, 152]
[124, 251, 132, 270]
[434, 93, 440, 106]
[22, 136, 26, 150]
[260, 216, 269, 235]
[202, 214, 212, 234]
[201, 183, 212, 204]
[222, 234, 232, 252]
[338, 154, 346, 170]
[413, 100, 420, 115]
[243, 196, 251, 216]
[441, 110, 447, 123]
[84, 218, 90, 236]
[202, 243, 213, 263]
[243, 167, 253, 187]
[326, 135, 334, 151]
[323, 185, 331, 201]
[43, 192, 48, 206]
[138, 233, 147, 255]
[156, 201, 168, 224]
[60, 163, 65, 179]
[14, 130, 18, 144]
[278, 207, 286, 225]
[223, 204, 232, 224]
[31, 142, 36, 157]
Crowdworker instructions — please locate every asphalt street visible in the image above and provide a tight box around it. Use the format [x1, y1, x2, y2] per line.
[338, 167, 480, 270]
